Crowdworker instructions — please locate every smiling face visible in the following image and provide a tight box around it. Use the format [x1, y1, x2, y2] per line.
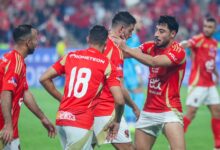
[203, 20, 216, 38]
[154, 23, 176, 48]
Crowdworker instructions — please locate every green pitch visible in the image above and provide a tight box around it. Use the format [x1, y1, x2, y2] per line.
[18, 86, 219, 150]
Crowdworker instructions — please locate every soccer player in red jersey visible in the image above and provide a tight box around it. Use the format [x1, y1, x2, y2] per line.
[39, 25, 125, 150]
[92, 11, 139, 149]
[0, 24, 56, 150]
[119, 16, 186, 150]
[180, 17, 220, 150]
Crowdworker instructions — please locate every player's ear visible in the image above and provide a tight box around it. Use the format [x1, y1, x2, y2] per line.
[171, 31, 176, 38]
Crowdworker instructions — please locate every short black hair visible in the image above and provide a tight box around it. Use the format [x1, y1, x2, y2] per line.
[88, 25, 108, 46]
[13, 24, 35, 43]
[158, 16, 179, 33]
[112, 11, 136, 27]
[205, 17, 217, 25]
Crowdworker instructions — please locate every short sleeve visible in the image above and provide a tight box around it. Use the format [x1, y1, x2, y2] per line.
[105, 62, 120, 88]
[165, 44, 186, 65]
[2, 59, 20, 93]
[24, 77, 29, 90]
[52, 55, 67, 75]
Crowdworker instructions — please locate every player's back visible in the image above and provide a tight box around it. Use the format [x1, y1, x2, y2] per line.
[59, 48, 112, 114]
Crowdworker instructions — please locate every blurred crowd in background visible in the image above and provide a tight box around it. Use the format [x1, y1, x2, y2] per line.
[0, 0, 220, 49]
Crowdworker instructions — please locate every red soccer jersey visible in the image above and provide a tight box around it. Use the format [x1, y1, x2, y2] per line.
[188, 33, 217, 87]
[0, 50, 28, 138]
[52, 47, 120, 129]
[139, 41, 186, 113]
[93, 38, 124, 116]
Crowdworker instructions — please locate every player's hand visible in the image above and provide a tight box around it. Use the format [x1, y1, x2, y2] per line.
[41, 117, 56, 138]
[104, 121, 120, 142]
[133, 106, 140, 120]
[1, 124, 13, 145]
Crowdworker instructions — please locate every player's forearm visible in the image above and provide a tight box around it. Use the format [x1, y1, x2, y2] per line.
[121, 85, 138, 110]
[23, 90, 46, 121]
[125, 47, 157, 67]
[114, 104, 124, 123]
[40, 79, 62, 102]
[1, 91, 13, 125]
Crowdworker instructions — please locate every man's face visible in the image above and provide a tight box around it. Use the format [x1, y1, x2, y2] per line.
[120, 24, 135, 40]
[154, 24, 175, 48]
[27, 29, 38, 55]
[203, 20, 216, 37]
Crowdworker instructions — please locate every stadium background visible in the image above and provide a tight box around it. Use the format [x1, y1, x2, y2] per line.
[0, 0, 220, 149]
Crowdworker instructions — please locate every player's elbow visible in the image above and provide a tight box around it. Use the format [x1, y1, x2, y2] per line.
[115, 96, 125, 106]
[39, 75, 48, 86]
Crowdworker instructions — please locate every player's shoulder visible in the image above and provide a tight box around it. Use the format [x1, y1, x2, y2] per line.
[170, 41, 185, 54]
[139, 41, 155, 53]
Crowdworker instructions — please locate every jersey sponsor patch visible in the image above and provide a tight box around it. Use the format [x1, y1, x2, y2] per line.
[56, 111, 76, 121]
[8, 77, 17, 87]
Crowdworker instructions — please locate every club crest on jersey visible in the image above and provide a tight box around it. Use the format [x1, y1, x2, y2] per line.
[117, 64, 123, 71]
[8, 77, 17, 87]
[18, 98, 23, 107]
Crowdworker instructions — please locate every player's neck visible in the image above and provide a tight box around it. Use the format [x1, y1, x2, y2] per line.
[156, 40, 174, 50]
[14, 45, 28, 58]
[89, 44, 103, 53]
[109, 29, 120, 39]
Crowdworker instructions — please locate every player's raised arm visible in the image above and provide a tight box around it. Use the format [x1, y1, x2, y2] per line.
[39, 67, 63, 102]
[23, 90, 56, 138]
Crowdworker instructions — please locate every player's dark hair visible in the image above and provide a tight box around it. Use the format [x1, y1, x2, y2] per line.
[13, 24, 35, 43]
[205, 17, 217, 25]
[158, 16, 179, 33]
[88, 25, 108, 46]
[112, 11, 136, 28]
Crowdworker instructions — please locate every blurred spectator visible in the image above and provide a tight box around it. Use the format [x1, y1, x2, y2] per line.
[0, 0, 219, 48]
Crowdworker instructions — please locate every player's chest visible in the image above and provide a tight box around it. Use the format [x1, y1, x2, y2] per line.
[199, 42, 217, 58]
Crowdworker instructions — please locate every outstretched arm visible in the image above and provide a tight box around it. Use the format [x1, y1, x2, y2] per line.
[179, 40, 192, 49]
[121, 45, 172, 67]
[23, 90, 56, 138]
[39, 67, 63, 102]
[0, 91, 13, 144]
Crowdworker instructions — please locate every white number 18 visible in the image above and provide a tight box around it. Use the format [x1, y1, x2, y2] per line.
[67, 67, 91, 98]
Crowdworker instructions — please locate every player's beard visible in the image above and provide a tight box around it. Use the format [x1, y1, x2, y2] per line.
[155, 38, 170, 48]
[27, 47, 35, 55]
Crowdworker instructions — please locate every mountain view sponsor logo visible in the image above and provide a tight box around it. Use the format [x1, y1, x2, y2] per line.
[149, 78, 161, 90]
[70, 53, 105, 64]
